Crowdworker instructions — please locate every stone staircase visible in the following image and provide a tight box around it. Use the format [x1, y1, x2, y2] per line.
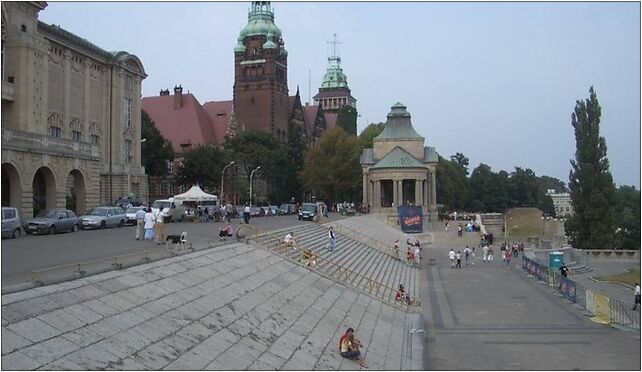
[479, 213, 505, 237]
[251, 223, 421, 308]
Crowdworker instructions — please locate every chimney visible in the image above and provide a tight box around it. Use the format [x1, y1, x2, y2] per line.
[160, 88, 170, 96]
[174, 85, 183, 109]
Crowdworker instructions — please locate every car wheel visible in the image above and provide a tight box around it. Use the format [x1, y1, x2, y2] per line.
[118, 220, 124, 228]
[12, 228, 20, 239]
[49, 225, 55, 235]
[72, 224, 79, 232]
[100, 221, 106, 229]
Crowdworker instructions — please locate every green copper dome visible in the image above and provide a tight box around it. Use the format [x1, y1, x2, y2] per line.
[238, 2, 282, 40]
[375, 103, 424, 140]
[263, 31, 277, 49]
[320, 56, 349, 89]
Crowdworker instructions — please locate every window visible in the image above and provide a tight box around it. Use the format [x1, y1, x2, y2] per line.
[156, 181, 162, 195]
[123, 97, 131, 128]
[49, 126, 62, 138]
[125, 75, 132, 91]
[179, 185, 186, 193]
[166, 160, 174, 173]
[71, 130, 81, 142]
[3, 209, 15, 219]
[124, 140, 132, 164]
[91, 134, 100, 145]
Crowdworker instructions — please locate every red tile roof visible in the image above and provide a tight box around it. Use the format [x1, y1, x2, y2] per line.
[203, 100, 233, 145]
[141, 93, 217, 154]
[303, 104, 319, 136]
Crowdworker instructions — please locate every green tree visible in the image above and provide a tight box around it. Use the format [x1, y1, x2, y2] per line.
[566, 87, 616, 249]
[358, 122, 385, 148]
[141, 110, 174, 176]
[510, 167, 538, 207]
[450, 152, 470, 176]
[436, 154, 470, 210]
[613, 185, 640, 250]
[280, 120, 307, 202]
[175, 145, 228, 191]
[336, 105, 358, 136]
[223, 130, 289, 202]
[300, 127, 362, 202]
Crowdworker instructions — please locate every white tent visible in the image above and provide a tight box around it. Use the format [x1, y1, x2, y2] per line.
[172, 185, 217, 203]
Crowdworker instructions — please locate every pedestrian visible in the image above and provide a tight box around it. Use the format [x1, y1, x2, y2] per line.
[500, 243, 507, 262]
[339, 330, 367, 368]
[445, 221, 449, 232]
[226, 203, 233, 223]
[449, 248, 456, 268]
[559, 262, 569, 278]
[328, 226, 336, 252]
[505, 248, 512, 269]
[414, 245, 421, 265]
[455, 251, 462, 268]
[243, 204, 251, 224]
[154, 208, 165, 244]
[487, 246, 494, 262]
[464, 245, 471, 265]
[482, 244, 489, 262]
[406, 247, 414, 266]
[632, 283, 640, 310]
[135, 207, 146, 240]
[143, 207, 155, 241]
[392, 239, 400, 260]
[284, 232, 297, 250]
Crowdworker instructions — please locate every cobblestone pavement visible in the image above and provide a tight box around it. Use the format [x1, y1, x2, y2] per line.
[1, 241, 423, 370]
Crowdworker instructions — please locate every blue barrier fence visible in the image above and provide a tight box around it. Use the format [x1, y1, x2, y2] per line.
[521, 256, 639, 331]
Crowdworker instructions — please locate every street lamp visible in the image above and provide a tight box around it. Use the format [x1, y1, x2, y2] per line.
[220, 161, 235, 205]
[249, 166, 261, 206]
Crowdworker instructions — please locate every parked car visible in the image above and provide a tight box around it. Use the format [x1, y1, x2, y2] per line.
[250, 206, 263, 217]
[80, 207, 126, 229]
[261, 206, 277, 217]
[115, 197, 143, 209]
[2, 207, 24, 239]
[151, 199, 186, 223]
[298, 203, 317, 221]
[25, 209, 81, 235]
[278, 203, 294, 215]
[268, 206, 279, 216]
[125, 206, 146, 225]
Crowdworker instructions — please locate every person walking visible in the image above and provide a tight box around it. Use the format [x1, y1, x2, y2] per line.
[464, 245, 471, 266]
[559, 262, 569, 278]
[154, 208, 165, 244]
[482, 244, 489, 262]
[487, 246, 494, 262]
[632, 283, 640, 310]
[449, 248, 456, 269]
[143, 207, 155, 241]
[328, 226, 336, 252]
[505, 248, 512, 269]
[392, 239, 400, 260]
[455, 251, 462, 268]
[243, 204, 251, 224]
[135, 207, 146, 240]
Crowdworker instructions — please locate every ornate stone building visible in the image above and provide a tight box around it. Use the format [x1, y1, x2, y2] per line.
[233, 1, 290, 142]
[360, 103, 438, 220]
[1, 2, 147, 218]
[312, 34, 356, 113]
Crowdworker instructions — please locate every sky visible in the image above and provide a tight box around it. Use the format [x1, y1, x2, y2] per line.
[39, 1, 641, 188]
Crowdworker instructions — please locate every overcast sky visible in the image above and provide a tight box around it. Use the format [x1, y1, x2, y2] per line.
[39, 1, 641, 188]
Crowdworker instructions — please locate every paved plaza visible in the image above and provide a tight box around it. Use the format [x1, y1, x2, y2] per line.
[2, 214, 640, 370]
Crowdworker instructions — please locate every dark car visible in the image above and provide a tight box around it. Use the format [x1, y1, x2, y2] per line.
[278, 203, 294, 215]
[26, 209, 82, 235]
[298, 203, 317, 221]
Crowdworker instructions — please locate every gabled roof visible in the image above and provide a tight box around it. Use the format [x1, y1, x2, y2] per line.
[141, 94, 217, 154]
[303, 105, 320, 135]
[371, 146, 424, 169]
[203, 100, 234, 145]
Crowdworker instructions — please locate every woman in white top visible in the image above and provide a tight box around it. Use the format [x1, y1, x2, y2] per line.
[143, 208, 155, 240]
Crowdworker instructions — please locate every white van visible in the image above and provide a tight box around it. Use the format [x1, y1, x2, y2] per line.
[151, 198, 186, 223]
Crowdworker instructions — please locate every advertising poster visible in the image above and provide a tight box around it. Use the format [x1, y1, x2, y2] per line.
[397, 206, 423, 233]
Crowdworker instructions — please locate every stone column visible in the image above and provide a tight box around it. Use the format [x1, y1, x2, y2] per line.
[64, 50, 71, 134]
[430, 169, 438, 221]
[374, 180, 381, 209]
[415, 179, 421, 207]
[398, 180, 404, 206]
[392, 179, 398, 207]
[362, 172, 368, 206]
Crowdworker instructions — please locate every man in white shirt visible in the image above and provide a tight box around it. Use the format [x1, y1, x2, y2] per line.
[284, 232, 297, 250]
[448, 249, 456, 269]
[135, 208, 146, 240]
[154, 209, 165, 244]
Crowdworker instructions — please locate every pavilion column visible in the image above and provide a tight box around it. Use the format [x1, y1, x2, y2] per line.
[362, 173, 368, 206]
[431, 170, 437, 209]
[374, 180, 381, 208]
[392, 179, 398, 207]
[415, 179, 421, 207]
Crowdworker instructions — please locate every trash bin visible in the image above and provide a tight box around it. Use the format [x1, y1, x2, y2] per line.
[549, 251, 564, 270]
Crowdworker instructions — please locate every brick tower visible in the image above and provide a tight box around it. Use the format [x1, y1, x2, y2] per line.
[233, 1, 289, 142]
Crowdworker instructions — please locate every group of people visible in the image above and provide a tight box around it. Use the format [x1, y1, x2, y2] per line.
[392, 238, 422, 266]
[339, 327, 367, 368]
[135, 207, 166, 244]
[449, 245, 477, 268]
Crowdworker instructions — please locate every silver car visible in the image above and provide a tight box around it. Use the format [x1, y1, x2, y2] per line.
[80, 207, 126, 229]
[25, 209, 81, 235]
[2, 207, 24, 239]
[125, 206, 146, 225]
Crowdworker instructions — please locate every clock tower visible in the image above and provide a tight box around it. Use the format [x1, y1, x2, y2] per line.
[233, 1, 289, 142]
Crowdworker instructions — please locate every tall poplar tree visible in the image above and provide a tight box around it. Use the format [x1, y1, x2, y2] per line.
[566, 87, 616, 249]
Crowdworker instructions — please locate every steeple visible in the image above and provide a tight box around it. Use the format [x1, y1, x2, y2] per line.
[313, 33, 357, 112]
[320, 33, 348, 89]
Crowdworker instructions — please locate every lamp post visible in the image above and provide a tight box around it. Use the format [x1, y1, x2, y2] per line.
[220, 161, 235, 205]
[249, 166, 261, 206]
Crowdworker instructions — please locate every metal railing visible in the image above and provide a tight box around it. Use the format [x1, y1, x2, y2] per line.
[521, 256, 639, 330]
[237, 223, 421, 310]
[329, 223, 399, 259]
